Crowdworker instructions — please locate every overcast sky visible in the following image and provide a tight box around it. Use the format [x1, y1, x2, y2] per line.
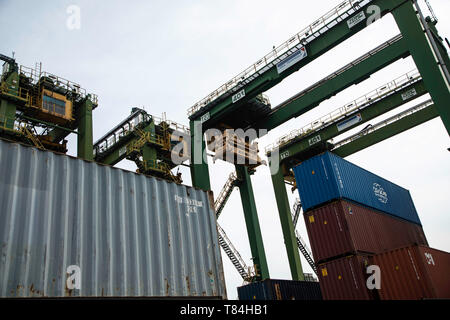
[1, 0, 449, 299]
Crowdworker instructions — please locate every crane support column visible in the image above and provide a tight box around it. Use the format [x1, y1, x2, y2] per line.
[142, 122, 158, 167]
[190, 120, 211, 190]
[270, 163, 304, 281]
[392, 1, 450, 135]
[77, 96, 94, 160]
[235, 165, 270, 281]
[0, 100, 16, 130]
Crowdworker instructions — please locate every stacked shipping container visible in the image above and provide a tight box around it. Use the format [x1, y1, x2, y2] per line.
[371, 245, 450, 300]
[317, 255, 374, 300]
[293, 152, 438, 300]
[304, 199, 428, 263]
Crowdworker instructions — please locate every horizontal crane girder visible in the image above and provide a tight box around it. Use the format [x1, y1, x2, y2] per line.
[271, 74, 427, 167]
[333, 100, 438, 157]
[191, 0, 405, 129]
[258, 36, 410, 131]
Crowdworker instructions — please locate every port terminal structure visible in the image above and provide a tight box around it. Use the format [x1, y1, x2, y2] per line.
[187, 0, 450, 282]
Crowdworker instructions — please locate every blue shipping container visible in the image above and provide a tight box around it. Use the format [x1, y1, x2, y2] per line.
[237, 279, 322, 300]
[293, 152, 421, 225]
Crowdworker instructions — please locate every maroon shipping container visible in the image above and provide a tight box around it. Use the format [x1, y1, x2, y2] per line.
[371, 245, 450, 300]
[317, 255, 374, 300]
[304, 200, 428, 263]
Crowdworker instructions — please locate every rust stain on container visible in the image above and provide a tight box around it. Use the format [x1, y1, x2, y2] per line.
[304, 200, 428, 263]
[186, 276, 191, 292]
[371, 245, 450, 299]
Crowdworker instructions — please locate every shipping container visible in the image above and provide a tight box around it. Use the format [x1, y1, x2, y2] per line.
[371, 245, 450, 300]
[317, 255, 374, 300]
[0, 139, 227, 298]
[304, 199, 428, 263]
[237, 279, 322, 300]
[293, 152, 421, 225]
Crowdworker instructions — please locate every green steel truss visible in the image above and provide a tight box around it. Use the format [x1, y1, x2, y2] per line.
[188, 0, 450, 282]
[270, 73, 427, 167]
[93, 108, 188, 184]
[333, 100, 438, 157]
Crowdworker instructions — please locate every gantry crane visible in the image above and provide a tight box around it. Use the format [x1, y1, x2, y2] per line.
[0, 55, 98, 157]
[187, 0, 450, 282]
[93, 108, 189, 183]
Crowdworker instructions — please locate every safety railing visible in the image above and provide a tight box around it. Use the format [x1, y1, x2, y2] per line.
[187, 0, 372, 117]
[94, 109, 189, 158]
[332, 99, 434, 149]
[19, 64, 98, 105]
[265, 69, 421, 154]
[215, 171, 238, 219]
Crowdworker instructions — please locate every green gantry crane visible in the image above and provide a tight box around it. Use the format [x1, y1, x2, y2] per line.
[0, 55, 98, 158]
[187, 0, 450, 282]
[93, 107, 190, 184]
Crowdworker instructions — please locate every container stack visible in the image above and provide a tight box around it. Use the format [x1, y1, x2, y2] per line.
[292, 152, 449, 300]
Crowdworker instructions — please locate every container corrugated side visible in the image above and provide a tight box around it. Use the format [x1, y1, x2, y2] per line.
[293, 152, 421, 225]
[237, 279, 322, 300]
[370, 245, 450, 299]
[304, 200, 428, 263]
[317, 255, 374, 300]
[0, 139, 227, 298]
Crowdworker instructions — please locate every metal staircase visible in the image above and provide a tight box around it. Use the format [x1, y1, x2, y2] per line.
[214, 172, 255, 282]
[20, 125, 45, 150]
[215, 172, 238, 219]
[292, 198, 302, 228]
[290, 199, 317, 275]
[217, 223, 255, 283]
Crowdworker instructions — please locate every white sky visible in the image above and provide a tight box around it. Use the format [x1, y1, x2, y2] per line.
[1, 0, 449, 300]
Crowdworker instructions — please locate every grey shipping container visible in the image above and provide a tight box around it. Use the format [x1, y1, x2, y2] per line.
[0, 139, 227, 298]
[237, 279, 322, 300]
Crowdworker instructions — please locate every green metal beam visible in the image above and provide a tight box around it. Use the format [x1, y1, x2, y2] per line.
[142, 122, 158, 165]
[392, 1, 450, 135]
[333, 103, 439, 157]
[0, 99, 16, 130]
[276, 79, 427, 166]
[428, 20, 450, 71]
[259, 37, 410, 131]
[19, 115, 78, 134]
[270, 165, 304, 281]
[193, 0, 404, 128]
[190, 120, 211, 190]
[97, 123, 154, 166]
[235, 165, 270, 281]
[77, 97, 94, 161]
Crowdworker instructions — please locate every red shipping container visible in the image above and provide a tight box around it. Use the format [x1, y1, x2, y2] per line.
[370, 245, 450, 300]
[318, 255, 374, 300]
[304, 200, 428, 263]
